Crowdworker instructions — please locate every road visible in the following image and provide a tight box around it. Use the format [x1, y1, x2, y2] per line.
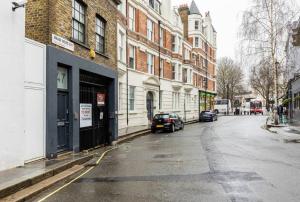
[34, 116, 300, 202]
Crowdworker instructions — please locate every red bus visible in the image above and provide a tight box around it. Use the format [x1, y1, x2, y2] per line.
[250, 100, 263, 115]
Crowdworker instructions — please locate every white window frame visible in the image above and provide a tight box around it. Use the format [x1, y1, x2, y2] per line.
[160, 59, 164, 78]
[119, 82, 123, 111]
[147, 19, 154, 41]
[129, 86, 135, 111]
[172, 63, 176, 80]
[178, 64, 182, 82]
[147, 53, 154, 74]
[118, 30, 125, 62]
[172, 35, 176, 52]
[129, 45, 135, 69]
[178, 36, 182, 54]
[129, 6, 135, 31]
[195, 20, 199, 30]
[160, 27, 164, 47]
[195, 37, 199, 48]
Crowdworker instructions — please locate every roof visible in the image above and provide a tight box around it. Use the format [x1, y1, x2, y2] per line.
[189, 0, 201, 15]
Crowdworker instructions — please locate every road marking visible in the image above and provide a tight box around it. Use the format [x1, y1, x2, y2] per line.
[38, 147, 117, 202]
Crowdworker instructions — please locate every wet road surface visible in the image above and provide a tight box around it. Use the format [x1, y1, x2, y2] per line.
[34, 116, 300, 202]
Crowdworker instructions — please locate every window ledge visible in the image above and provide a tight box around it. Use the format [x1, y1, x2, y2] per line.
[95, 50, 109, 59]
[70, 38, 90, 50]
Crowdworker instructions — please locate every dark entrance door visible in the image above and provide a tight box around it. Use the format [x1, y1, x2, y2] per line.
[147, 92, 154, 121]
[79, 72, 109, 151]
[57, 91, 70, 151]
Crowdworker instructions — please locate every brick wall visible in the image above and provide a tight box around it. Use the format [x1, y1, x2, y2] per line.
[26, 0, 118, 69]
[25, 0, 49, 44]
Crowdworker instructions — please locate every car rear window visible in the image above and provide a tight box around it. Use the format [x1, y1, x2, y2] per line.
[154, 114, 169, 119]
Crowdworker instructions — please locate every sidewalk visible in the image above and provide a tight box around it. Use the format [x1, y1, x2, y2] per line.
[266, 117, 300, 143]
[0, 125, 152, 201]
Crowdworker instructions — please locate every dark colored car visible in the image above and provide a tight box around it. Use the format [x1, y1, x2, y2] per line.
[199, 111, 218, 122]
[151, 113, 184, 133]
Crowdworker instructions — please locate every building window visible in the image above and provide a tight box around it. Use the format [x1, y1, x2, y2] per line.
[95, 16, 105, 53]
[172, 92, 180, 109]
[183, 68, 187, 83]
[160, 59, 164, 78]
[172, 63, 176, 80]
[178, 64, 182, 82]
[149, 0, 160, 13]
[129, 86, 135, 111]
[159, 90, 163, 110]
[119, 83, 123, 111]
[147, 53, 154, 74]
[118, 30, 125, 62]
[129, 6, 135, 31]
[147, 19, 154, 41]
[160, 27, 164, 47]
[172, 35, 176, 52]
[195, 21, 199, 30]
[189, 69, 193, 83]
[129, 45, 135, 69]
[72, 0, 85, 43]
[178, 36, 182, 54]
[195, 37, 199, 47]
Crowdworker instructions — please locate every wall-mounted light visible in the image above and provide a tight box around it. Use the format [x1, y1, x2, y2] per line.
[12, 1, 26, 12]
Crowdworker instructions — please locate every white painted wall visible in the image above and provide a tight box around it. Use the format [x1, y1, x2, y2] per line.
[0, 0, 26, 171]
[118, 69, 199, 132]
[24, 39, 46, 163]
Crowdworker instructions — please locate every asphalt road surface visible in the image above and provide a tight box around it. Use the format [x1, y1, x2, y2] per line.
[34, 116, 300, 202]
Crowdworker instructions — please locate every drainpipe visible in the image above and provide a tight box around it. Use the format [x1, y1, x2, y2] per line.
[126, 0, 129, 126]
[158, 20, 161, 111]
[204, 41, 208, 111]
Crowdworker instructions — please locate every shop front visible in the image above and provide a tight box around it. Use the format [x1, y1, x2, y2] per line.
[46, 46, 117, 158]
[199, 91, 217, 112]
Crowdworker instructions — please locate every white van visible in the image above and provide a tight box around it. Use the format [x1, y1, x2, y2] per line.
[214, 99, 231, 114]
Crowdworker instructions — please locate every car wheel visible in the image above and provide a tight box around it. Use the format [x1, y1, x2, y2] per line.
[170, 124, 175, 133]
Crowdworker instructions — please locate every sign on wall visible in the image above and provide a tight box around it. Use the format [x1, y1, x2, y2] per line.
[52, 34, 74, 52]
[97, 93, 106, 106]
[80, 104, 92, 128]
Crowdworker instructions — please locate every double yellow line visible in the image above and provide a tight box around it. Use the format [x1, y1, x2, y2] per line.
[38, 147, 117, 202]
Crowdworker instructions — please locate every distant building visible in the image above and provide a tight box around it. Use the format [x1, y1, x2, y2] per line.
[285, 19, 300, 123]
[116, 0, 217, 131]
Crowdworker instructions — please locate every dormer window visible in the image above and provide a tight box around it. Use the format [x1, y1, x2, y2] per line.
[149, 0, 161, 13]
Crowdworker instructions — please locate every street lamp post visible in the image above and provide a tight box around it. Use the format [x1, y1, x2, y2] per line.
[226, 84, 229, 115]
[274, 61, 279, 125]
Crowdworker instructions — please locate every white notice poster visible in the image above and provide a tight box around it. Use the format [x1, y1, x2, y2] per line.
[80, 104, 92, 128]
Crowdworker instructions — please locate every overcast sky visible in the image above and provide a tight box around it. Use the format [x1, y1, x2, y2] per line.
[172, 0, 300, 60]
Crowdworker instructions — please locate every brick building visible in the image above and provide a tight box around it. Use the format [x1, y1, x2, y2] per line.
[117, 0, 217, 131]
[26, 0, 121, 158]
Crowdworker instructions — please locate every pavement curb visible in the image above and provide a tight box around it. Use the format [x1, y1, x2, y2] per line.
[113, 120, 199, 145]
[0, 165, 85, 202]
[0, 155, 93, 200]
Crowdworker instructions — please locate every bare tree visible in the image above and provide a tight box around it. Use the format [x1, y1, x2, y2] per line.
[217, 57, 244, 103]
[250, 59, 274, 110]
[240, 0, 298, 106]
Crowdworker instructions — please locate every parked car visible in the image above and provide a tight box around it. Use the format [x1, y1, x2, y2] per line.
[151, 113, 184, 133]
[199, 111, 218, 122]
